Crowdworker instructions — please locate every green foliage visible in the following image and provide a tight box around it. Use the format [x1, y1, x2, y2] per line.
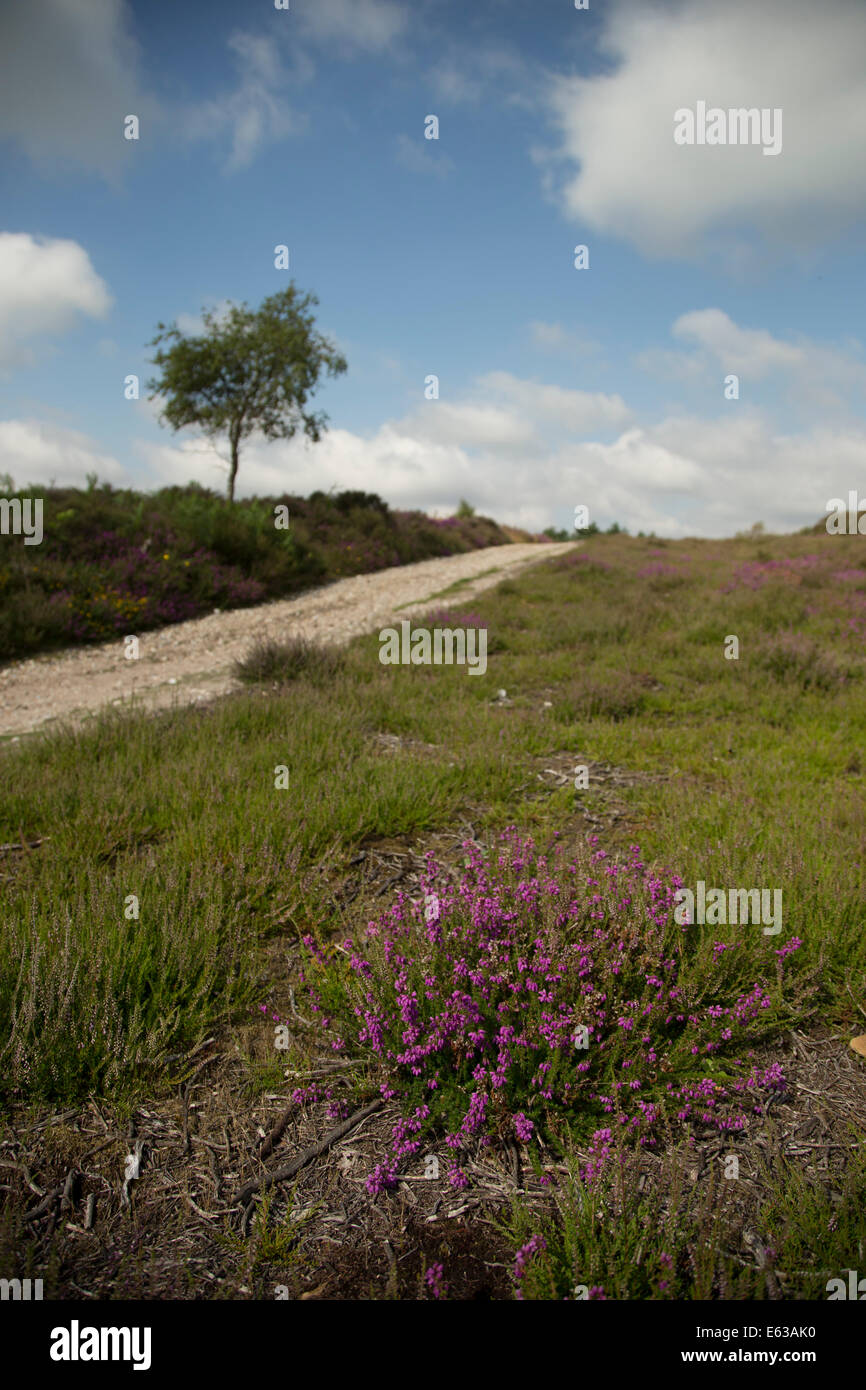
[502, 1143, 866, 1300]
[146, 285, 348, 501]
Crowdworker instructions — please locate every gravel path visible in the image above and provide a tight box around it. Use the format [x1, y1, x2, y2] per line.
[0, 541, 577, 739]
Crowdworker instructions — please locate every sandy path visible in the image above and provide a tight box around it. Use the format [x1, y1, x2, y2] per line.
[0, 541, 577, 739]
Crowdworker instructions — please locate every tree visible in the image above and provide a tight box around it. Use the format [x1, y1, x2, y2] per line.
[146, 285, 347, 502]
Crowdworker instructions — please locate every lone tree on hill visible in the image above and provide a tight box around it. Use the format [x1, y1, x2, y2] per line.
[146, 285, 347, 502]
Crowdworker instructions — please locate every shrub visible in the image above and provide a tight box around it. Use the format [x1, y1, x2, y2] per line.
[234, 636, 345, 685]
[564, 673, 648, 721]
[755, 632, 859, 692]
[296, 832, 808, 1194]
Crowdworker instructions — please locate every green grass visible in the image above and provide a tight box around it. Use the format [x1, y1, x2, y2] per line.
[1, 529, 865, 1108]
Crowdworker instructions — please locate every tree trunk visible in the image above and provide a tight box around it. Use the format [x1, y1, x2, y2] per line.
[227, 431, 240, 503]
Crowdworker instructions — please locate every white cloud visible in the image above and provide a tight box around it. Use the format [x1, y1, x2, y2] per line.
[0, 0, 156, 180]
[672, 310, 805, 376]
[636, 308, 866, 410]
[0, 234, 113, 369]
[520, 412, 866, 537]
[544, 0, 866, 259]
[0, 419, 125, 487]
[181, 30, 307, 172]
[477, 371, 632, 433]
[294, 0, 408, 54]
[396, 400, 536, 452]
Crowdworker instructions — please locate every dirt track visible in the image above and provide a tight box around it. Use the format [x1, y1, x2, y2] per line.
[0, 541, 577, 739]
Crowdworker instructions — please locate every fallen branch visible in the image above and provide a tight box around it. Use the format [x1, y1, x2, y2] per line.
[23, 1186, 63, 1224]
[0, 837, 49, 854]
[258, 1102, 297, 1161]
[233, 1098, 383, 1208]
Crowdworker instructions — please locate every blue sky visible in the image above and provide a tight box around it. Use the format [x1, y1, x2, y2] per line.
[1, 0, 865, 537]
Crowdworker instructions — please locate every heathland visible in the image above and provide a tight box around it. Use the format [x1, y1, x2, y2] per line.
[0, 527, 864, 1299]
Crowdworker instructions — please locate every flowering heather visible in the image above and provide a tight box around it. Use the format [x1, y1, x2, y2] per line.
[300, 831, 805, 1191]
[422, 608, 488, 629]
[721, 554, 824, 592]
[424, 1263, 447, 1299]
[513, 1235, 547, 1299]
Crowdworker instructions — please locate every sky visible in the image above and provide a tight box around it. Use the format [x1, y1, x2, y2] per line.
[1, 0, 865, 538]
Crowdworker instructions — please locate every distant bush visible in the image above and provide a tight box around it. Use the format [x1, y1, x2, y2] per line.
[0, 482, 516, 662]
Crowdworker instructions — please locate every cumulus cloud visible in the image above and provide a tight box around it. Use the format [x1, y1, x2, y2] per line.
[396, 400, 536, 453]
[0, 233, 113, 369]
[672, 310, 805, 376]
[543, 0, 866, 259]
[636, 308, 866, 410]
[476, 371, 632, 434]
[523, 412, 866, 537]
[0, 419, 125, 488]
[0, 0, 156, 180]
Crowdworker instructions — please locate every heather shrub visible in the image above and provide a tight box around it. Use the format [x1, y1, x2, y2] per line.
[755, 632, 858, 692]
[298, 832, 810, 1194]
[562, 672, 648, 721]
[234, 636, 345, 686]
